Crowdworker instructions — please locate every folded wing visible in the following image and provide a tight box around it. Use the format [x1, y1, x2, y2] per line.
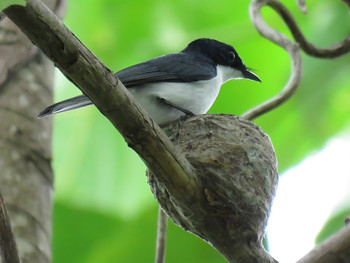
[38, 52, 216, 117]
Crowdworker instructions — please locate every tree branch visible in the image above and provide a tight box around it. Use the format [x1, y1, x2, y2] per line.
[297, 224, 350, 263]
[4, 0, 199, 206]
[267, 0, 350, 58]
[245, 1, 350, 261]
[242, 0, 302, 120]
[155, 208, 168, 263]
[243, 0, 350, 120]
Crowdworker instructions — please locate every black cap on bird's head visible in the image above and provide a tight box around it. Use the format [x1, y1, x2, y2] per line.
[183, 38, 261, 82]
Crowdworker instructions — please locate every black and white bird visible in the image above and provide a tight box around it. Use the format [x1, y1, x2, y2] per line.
[38, 38, 260, 126]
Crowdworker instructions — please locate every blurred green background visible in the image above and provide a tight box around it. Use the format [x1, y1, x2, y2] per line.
[51, 0, 350, 262]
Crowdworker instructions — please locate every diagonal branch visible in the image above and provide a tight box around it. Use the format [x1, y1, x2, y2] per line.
[4, 0, 199, 208]
[3, 3, 201, 263]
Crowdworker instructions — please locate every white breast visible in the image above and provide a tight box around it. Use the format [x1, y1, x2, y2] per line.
[128, 65, 240, 125]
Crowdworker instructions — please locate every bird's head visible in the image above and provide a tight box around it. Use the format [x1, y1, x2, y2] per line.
[183, 38, 261, 82]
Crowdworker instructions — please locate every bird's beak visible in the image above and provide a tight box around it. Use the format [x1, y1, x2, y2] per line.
[242, 69, 261, 82]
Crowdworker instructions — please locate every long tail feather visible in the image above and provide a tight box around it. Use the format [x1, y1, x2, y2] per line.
[37, 95, 93, 118]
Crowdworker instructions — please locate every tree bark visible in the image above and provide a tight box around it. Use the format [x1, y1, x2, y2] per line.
[0, 1, 64, 262]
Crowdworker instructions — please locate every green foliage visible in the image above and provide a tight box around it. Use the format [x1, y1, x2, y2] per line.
[53, 201, 226, 263]
[51, 0, 350, 261]
[315, 206, 350, 245]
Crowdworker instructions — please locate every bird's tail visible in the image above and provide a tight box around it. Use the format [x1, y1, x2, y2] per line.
[37, 95, 93, 118]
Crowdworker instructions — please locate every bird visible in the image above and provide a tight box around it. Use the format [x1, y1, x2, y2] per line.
[38, 38, 261, 126]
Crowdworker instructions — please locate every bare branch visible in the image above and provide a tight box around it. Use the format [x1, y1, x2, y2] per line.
[243, 0, 350, 120]
[0, 192, 20, 263]
[246, 1, 350, 260]
[297, 224, 350, 263]
[268, 0, 350, 58]
[242, 0, 302, 120]
[155, 208, 168, 263]
[4, 0, 199, 207]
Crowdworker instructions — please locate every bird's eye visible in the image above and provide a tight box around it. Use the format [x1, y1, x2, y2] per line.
[229, 52, 236, 61]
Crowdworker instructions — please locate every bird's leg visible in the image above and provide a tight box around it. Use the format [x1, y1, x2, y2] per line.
[157, 97, 195, 116]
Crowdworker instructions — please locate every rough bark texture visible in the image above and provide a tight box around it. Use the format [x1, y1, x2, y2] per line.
[149, 114, 278, 262]
[0, 51, 53, 263]
[0, 0, 63, 261]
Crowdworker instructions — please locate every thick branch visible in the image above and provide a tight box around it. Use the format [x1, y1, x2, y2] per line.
[297, 224, 350, 263]
[4, 0, 199, 205]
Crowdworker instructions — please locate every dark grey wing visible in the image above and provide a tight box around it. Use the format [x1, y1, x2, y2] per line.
[38, 52, 216, 117]
[115, 52, 216, 87]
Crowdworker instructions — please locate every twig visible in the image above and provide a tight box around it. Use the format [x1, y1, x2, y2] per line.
[246, 1, 350, 261]
[268, 0, 350, 58]
[242, 0, 350, 120]
[155, 207, 168, 263]
[0, 191, 20, 263]
[242, 0, 302, 120]
[297, 224, 350, 263]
